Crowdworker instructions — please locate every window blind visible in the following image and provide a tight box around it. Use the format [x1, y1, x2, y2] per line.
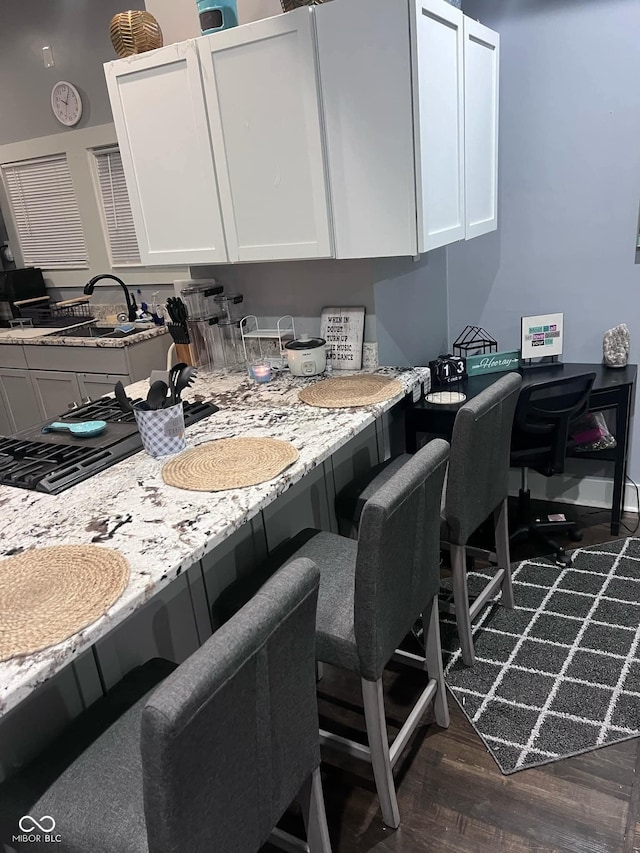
[1, 153, 89, 270]
[93, 147, 141, 266]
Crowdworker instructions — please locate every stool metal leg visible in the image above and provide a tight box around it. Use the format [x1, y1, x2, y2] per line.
[451, 543, 475, 666]
[361, 677, 400, 829]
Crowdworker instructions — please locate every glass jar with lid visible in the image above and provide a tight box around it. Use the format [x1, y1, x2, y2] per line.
[177, 280, 223, 319]
[213, 293, 244, 324]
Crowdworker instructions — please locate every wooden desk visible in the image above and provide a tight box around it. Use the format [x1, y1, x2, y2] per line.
[406, 362, 637, 536]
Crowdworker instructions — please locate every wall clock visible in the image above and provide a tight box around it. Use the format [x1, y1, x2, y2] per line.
[51, 81, 83, 127]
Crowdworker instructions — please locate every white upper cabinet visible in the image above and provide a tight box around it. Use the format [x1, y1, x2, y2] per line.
[104, 42, 228, 266]
[197, 8, 332, 262]
[315, 0, 497, 259]
[314, 0, 417, 258]
[104, 0, 498, 266]
[463, 17, 500, 239]
[412, 0, 466, 252]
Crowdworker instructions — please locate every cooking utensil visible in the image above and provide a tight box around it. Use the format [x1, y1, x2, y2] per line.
[114, 380, 133, 413]
[168, 362, 188, 405]
[42, 420, 107, 437]
[147, 380, 169, 410]
[174, 365, 198, 402]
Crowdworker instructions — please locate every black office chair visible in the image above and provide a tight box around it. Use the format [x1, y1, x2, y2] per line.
[510, 372, 596, 566]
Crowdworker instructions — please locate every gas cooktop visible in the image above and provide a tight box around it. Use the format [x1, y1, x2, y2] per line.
[0, 395, 219, 494]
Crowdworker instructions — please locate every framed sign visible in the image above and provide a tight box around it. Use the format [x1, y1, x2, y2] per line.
[466, 349, 520, 376]
[521, 313, 564, 359]
[320, 306, 365, 369]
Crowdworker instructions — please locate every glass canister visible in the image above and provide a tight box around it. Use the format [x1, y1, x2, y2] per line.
[213, 293, 244, 324]
[219, 321, 245, 370]
[178, 280, 223, 319]
[187, 316, 219, 370]
[207, 320, 245, 371]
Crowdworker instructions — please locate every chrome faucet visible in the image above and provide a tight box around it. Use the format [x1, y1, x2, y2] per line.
[83, 274, 138, 323]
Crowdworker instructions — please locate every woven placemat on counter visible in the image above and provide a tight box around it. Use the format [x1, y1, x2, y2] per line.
[161, 437, 299, 491]
[298, 375, 405, 408]
[0, 545, 130, 662]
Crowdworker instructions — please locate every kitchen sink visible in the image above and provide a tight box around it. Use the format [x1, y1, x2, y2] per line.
[52, 324, 138, 339]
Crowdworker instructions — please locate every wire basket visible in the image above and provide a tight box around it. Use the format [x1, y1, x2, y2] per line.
[17, 301, 95, 328]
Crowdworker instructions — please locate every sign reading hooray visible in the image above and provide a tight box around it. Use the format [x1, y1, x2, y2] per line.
[466, 350, 521, 376]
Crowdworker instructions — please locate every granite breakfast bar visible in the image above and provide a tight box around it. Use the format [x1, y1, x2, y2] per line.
[0, 366, 429, 779]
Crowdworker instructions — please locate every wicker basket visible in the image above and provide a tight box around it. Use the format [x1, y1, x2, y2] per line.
[110, 11, 163, 58]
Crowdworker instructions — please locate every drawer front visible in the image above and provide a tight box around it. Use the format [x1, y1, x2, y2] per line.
[0, 345, 28, 369]
[78, 373, 130, 400]
[24, 345, 128, 375]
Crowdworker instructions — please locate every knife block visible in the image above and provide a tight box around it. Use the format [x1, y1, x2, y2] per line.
[175, 343, 196, 366]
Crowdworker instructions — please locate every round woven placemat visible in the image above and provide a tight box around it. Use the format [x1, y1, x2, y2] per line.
[0, 545, 130, 662]
[161, 437, 299, 491]
[298, 375, 405, 408]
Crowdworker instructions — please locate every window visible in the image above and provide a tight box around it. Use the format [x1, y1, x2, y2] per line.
[93, 147, 141, 266]
[1, 154, 89, 269]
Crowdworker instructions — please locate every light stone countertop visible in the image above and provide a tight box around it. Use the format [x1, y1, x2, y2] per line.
[0, 323, 167, 348]
[0, 366, 429, 717]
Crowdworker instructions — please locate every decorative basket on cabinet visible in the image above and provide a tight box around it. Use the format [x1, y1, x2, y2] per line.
[110, 11, 163, 58]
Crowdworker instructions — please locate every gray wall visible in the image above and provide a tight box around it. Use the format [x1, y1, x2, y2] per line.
[374, 249, 448, 366]
[0, 0, 127, 146]
[450, 0, 640, 474]
[192, 251, 449, 366]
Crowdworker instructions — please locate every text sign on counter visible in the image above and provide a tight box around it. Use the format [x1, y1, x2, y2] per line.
[320, 306, 365, 370]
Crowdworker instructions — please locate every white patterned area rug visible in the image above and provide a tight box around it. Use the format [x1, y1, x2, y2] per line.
[442, 537, 640, 774]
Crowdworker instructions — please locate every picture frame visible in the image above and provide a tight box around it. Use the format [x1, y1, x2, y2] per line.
[521, 312, 564, 360]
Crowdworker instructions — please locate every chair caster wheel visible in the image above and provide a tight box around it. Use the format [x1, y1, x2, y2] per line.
[569, 529, 583, 542]
[555, 552, 572, 567]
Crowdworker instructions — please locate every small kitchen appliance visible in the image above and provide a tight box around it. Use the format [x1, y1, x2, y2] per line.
[285, 335, 327, 376]
[196, 0, 238, 33]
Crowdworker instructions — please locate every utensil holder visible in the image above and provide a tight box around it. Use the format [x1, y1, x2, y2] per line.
[133, 401, 186, 457]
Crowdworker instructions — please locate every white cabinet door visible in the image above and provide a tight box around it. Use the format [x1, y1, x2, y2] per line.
[412, 0, 466, 252]
[314, 0, 417, 259]
[104, 41, 228, 266]
[464, 17, 499, 239]
[198, 8, 332, 262]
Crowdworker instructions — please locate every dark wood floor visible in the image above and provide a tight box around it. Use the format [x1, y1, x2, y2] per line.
[267, 501, 640, 853]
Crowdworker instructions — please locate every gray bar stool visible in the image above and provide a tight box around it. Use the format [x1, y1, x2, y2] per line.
[336, 372, 522, 666]
[233, 438, 450, 829]
[0, 559, 331, 853]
